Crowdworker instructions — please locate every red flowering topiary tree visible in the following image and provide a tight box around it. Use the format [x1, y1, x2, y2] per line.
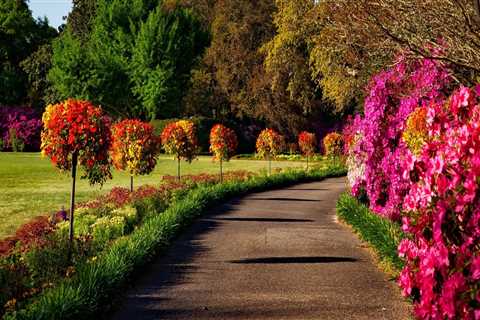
[41, 99, 112, 257]
[161, 120, 199, 180]
[111, 119, 161, 192]
[256, 128, 284, 175]
[209, 124, 238, 182]
[298, 131, 317, 170]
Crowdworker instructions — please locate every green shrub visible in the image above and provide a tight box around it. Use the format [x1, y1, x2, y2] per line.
[6, 165, 346, 320]
[336, 193, 404, 274]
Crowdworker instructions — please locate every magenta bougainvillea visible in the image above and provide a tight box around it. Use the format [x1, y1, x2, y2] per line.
[348, 55, 452, 220]
[0, 106, 42, 151]
[398, 86, 480, 319]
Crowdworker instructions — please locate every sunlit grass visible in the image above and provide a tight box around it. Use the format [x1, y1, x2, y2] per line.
[0, 152, 312, 237]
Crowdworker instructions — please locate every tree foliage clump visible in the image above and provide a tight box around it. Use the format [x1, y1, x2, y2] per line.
[0, 0, 57, 107]
[50, 0, 209, 120]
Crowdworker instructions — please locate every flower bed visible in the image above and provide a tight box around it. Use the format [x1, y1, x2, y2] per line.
[2, 165, 346, 319]
[0, 171, 254, 317]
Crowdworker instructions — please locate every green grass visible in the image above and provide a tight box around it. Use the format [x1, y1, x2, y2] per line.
[336, 193, 405, 275]
[0, 152, 314, 238]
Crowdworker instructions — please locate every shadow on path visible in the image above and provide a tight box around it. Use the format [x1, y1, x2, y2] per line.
[229, 256, 358, 264]
[210, 217, 314, 223]
[248, 197, 322, 202]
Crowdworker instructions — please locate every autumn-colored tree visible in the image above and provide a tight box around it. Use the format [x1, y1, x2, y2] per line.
[323, 132, 343, 160]
[209, 124, 238, 182]
[111, 119, 161, 191]
[256, 128, 284, 175]
[41, 99, 112, 257]
[161, 120, 199, 179]
[298, 131, 317, 170]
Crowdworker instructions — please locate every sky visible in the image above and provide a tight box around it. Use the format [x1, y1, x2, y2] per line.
[28, 0, 73, 29]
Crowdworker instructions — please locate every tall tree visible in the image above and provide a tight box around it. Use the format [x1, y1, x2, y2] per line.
[49, 0, 208, 119]
[0, 0, 57, 106]
[132, 6, 210, 119]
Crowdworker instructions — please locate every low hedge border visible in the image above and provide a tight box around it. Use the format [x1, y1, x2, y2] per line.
[336, 193, 404, 276]
[6, 166, 346, 320]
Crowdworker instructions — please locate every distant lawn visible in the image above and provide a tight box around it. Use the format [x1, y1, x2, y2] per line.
[0, 152, 313, 238]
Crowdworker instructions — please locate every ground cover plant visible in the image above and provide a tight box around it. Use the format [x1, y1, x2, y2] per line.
[336, 193, 404, 275]
[1, 164, 346, 319]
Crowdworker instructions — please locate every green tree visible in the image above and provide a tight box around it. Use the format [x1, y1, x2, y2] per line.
[0, 0, 57, 106]
[50, 0, 207, 119]
[132, 6, 209, 120]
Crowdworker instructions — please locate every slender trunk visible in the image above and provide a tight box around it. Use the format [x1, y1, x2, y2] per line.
[68, 152, 78, 262]
[130, 175, 134, 192]
[268, 154, 272, 176]
[177, 157, 181, 181]
[220, 158, 223, 183]
[306, 156, 309, 171]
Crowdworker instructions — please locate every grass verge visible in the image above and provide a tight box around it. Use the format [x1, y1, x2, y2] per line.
[336, 193, 404, 276]
[6, 166, 346, 320]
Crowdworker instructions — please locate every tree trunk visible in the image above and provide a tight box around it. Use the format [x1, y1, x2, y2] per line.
[268, 154, 272, 176]
[130, 175, 134, 192]
[220, 158, 223, 183]
[306, 156, 309, 171]
[177, 157, 181, 181]
[68, 152, 78, 262]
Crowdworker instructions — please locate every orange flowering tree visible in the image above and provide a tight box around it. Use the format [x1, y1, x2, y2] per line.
[298, 131, 317, 170]
[161, 120, 199, 179]
[402, 106, 428, 155]
[256, 128, 284, 175]
[323, 132, 344, 162]
[209, 124, 238, 182]
[41, 99, 112, 255]
[111, 119, 161, 191]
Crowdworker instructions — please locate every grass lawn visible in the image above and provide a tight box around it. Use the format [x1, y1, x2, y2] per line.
[0, 152, 312, 238]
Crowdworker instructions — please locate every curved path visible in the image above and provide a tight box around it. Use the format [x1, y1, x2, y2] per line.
[111, 177, 410, 320]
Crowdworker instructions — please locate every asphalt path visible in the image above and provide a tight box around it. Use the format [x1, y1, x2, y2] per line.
[111, 177, 411, 320]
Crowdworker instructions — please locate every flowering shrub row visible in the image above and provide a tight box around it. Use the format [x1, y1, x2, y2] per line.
[345, 55, 451, 220]
[0, 106, 42, 151]
[344, 54, 480, 318]
[0, 171, 254, 316]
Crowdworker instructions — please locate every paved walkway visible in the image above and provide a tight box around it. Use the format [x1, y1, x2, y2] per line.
[111, 177, 411, 320]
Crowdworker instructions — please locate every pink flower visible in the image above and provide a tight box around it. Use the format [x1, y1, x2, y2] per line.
[471, 256, 480, 280]
[439, 273, 466, 319]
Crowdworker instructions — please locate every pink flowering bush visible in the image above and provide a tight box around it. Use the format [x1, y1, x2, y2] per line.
[350, 55, 451, 220]
[398, 86, 480, 319]
[0, 106, 42, 151]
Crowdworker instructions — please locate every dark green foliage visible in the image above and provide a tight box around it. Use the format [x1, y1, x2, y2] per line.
[20, 44, 58, 108]
[0, 0, 57, 106]
[50, 0, 209, 119]
[336, 193, 404, 272]
[132, 6, 210, 119]
[5, 166, 346, 320]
